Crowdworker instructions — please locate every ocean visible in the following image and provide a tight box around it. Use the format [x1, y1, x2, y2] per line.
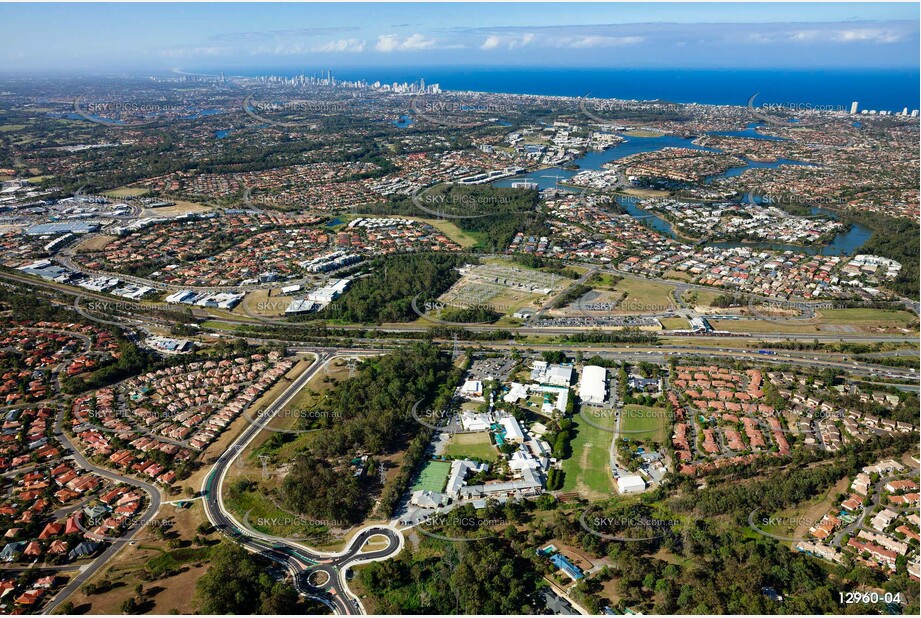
[229, 66, 920, 113]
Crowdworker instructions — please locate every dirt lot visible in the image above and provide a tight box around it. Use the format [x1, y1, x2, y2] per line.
[140, 200, 212, 217]
[63, 501, 217, 615]
[74, 235, 117, 253]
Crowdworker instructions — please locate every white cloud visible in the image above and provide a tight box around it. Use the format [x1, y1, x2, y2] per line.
[832, 28, 902, 43]
[480, 35, 502, 50]
[479, 33, 534, 50]
[375, 33, 436, 52]
[554, 35, 645, 48]
[314, 38, 366, 53]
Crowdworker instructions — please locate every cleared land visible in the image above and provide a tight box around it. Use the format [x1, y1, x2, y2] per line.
[621, 129, 666, 138]
[818, 308, 918, 328]
[104, 187, 151, 197]
[443, 432, 497, 461]
[561, 413, 615, 498]
[140, 200, 211, 216]
[74, 234, 117, 252]
[62, 501, 218, 615]
[612, 278, 675, 312]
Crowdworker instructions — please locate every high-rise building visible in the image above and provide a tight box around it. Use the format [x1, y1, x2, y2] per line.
[850, 101, 859, 115]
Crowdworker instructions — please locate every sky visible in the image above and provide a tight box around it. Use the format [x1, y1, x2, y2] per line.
[0, 2, 918, 73]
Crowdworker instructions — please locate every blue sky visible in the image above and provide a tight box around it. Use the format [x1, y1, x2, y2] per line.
[1, 2, 918, 72]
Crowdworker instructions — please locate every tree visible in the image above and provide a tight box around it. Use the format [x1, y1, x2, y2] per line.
[195, 542, 262, 614]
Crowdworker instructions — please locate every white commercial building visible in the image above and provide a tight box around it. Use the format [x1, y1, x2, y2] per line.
[460, 410, 491, 432]
[617, 474, 646, 494]
[579, 366, 607, 404]
[460, 380, 483, 397]
[499, 415, 525, 443]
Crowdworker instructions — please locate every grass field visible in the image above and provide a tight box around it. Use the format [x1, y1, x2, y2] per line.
[411, 460, 451, 492]
[104, 187, 150, 197]
[818, 308, 918, 328]
[142, 200, 211, 216]
[621, 129, 665, 138]
[620, 405, 670, 443]
[561, 413, 615, 498]
[619, 187, 671, 199]
[686, 288, 726, 308]
[74, 234, 117, 252]
[613, 278, 675, 312]
[444, 432, 497, 461]
[587, 273, 622, 290]
[63, 501, 218, 614]
[350, 213, 476, 248]
[660, 317, 688, 329]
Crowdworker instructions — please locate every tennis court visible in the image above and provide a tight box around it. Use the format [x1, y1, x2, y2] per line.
[411, 460, 451, 492]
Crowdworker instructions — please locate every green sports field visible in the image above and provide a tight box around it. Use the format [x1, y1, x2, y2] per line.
[620, 405, 670, 443]
[411, 460, 451, 492]
[561, 412, 616, 498]
[444, 432, 497, 461]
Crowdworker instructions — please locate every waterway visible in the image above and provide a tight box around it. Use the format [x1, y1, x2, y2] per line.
[492, 133, 871, 256]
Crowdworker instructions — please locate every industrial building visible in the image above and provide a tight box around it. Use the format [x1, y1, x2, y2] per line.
[617, 473, 646, 494]
[579, 365, 607, 404]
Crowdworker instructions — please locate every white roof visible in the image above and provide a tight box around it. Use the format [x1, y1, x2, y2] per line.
[500, 416, 525, 441]
[580, 365, 607, 401]
[617, 474, 646, 492]
[461, 380, 482, 394]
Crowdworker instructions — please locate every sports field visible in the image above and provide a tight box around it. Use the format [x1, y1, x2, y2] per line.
[561, 412, 615, 498]
[411, 460, 451, 492]
[620, 405, 670, 443]
[444, 432, 497, 461]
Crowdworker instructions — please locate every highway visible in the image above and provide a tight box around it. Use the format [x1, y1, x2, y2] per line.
[5, 267, 919, 348]
[200, 351, 404, 615]
[6, 265, 915, 614]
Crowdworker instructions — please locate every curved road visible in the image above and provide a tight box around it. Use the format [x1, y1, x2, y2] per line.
[200, 351, 404, 614]
[43, 409, 163, 614]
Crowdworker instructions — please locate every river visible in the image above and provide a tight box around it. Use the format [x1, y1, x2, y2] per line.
[492, 133, 871, 256]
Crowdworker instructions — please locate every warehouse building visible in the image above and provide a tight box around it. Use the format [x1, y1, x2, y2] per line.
[579, 365, 607, 405]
